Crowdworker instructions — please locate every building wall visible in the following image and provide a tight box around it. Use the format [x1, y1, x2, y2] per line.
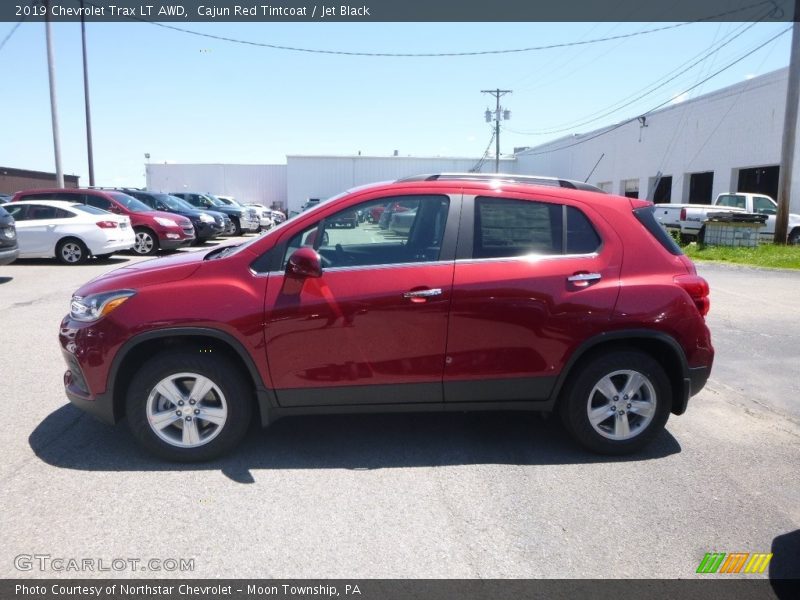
[0, 167, 79, 194]
[515, 68, 800, 212]
[285, 155, 513, 213]
[146, 163, 287, 209]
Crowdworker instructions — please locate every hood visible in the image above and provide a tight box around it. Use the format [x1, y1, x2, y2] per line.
[75, 249, 209, 297]
[132, 209, 192, 226]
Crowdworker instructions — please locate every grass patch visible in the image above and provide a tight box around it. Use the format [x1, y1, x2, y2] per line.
[682, 242, 800, 270]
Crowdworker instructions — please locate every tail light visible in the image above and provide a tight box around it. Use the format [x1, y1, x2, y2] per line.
[674, 274, 710, 316]
[96, 221, 118, 229]
[679, 208, 687, 220]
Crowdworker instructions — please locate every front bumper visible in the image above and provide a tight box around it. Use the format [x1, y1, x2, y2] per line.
[242, 217, 261, 233]
[0, 245, 19, 266]
[195, 221, 224, 240]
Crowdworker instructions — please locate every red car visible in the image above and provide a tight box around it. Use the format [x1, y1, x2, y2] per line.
[12, 188, 195, 255]
[59, 174, 713, 461]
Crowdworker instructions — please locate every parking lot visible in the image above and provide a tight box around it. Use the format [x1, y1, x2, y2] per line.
[1, 244, 798, 579]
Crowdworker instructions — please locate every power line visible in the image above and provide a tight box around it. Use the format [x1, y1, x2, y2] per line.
[517, 26, 792, 157]
[0, 0, 31, 54]
[74, 0, 783, 58]
[470, 128, 496, 173]
[506, 18, 768, 136]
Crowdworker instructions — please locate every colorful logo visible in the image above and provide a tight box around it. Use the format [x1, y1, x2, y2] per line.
[696, 552, 773, 574]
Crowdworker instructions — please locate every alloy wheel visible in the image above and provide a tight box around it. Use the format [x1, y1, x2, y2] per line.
[145, 372, 228, 448]
[586, 369, 657, 440]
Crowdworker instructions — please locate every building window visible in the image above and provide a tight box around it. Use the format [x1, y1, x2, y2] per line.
[621, 179, 639, 199]
[687, 172, 714, 204]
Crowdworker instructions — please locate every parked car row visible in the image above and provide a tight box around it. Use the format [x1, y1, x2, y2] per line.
[0, 187, 286, 266]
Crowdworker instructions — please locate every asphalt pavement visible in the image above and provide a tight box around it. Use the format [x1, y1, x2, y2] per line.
[1, 249, 798, 580]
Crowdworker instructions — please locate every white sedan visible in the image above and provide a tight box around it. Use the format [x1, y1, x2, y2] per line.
[3, 200, 135, 264]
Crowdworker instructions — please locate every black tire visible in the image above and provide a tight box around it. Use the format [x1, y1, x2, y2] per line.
[559, 350, 671, 455]
[95, 253, 113, 261]
[788, 228, 800, 245]
[55, 238, 88, 265]
[126, 350, 253, 462]
[132, 228, 159, 256]
[230, 218, 242, 236]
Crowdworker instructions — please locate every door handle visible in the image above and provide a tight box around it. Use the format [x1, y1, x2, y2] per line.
[403, 288, 443, 301]
[567, 273, 601, 287]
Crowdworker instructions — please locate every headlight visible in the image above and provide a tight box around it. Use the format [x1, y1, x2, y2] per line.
[199, 213, 214, 223]
[154, 217, 178, 228]
[70, 290, 136, 323]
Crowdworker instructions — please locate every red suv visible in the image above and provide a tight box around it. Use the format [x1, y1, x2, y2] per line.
[12, 188, 195, 255]
[59, 174, 713, 461]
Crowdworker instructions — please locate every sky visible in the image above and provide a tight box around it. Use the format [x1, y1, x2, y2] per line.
[0, 19, 793, 187]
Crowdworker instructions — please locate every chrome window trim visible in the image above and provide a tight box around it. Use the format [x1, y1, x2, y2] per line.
[250, 251, 600, 278]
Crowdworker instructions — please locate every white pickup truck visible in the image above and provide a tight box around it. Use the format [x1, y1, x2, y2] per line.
[655, 193, 800, 244]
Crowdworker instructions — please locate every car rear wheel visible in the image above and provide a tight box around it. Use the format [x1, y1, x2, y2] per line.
[126, 350, 253, 462]
[559, 350, 671, 454]
[56, 238, 88, 265]
[230, 218, 242, 236]
[133, 228, 159, 255]
[788, 228, 800, 245]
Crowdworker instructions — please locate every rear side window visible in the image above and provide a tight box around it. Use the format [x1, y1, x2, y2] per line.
[717, 194, 746, 209]
[73, 205, 109, 215]
[474, 197, 601, 259]
[633, 205, 682, 256]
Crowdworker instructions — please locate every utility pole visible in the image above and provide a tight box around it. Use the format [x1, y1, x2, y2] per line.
[80, 0, 95, 186]
[775, 0, 799, 244]
[482, 89, 512, 173]
[44, 0, 64, 187]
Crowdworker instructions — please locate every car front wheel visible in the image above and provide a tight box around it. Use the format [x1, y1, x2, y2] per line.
[126, 351, 253, 461]
[133, 228, 159, 255]
[560, 350, 671, 454]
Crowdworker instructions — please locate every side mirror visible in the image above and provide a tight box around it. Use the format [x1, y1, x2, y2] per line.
[286, 247, 322, 279]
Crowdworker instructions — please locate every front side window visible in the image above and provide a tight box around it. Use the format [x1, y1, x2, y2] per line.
[282, 195, 450, 270]
[474, 197, 601, 259]
[753, 196, 776, 215]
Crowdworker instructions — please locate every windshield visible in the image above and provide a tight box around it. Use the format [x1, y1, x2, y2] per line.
[155, 194, 190, 211]
[201, 194, 225, 207]
[108, 192, 151, 212]
[165, 195, 196, 211]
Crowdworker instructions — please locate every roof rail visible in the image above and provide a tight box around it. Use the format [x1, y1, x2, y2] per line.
[85, 186, 145, 191]
[396, 173, 606, 193]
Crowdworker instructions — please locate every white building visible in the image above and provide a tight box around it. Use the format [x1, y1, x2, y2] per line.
[146, 67, 799, 213]
[515, 67, 800, 211]
[146, 163, 287, 209]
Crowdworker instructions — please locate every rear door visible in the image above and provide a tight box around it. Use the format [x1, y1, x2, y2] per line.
[443, 192, 623, 404]
[262, 192, 459, 407]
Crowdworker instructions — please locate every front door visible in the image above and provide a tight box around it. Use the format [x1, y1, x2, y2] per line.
[263, 193, 459, 407]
